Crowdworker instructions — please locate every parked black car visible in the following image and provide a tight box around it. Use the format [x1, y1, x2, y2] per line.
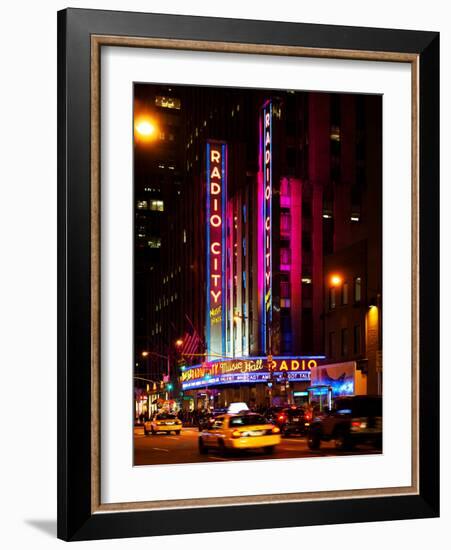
[307, 395, 382, 450]
[272, 406, 312, 436]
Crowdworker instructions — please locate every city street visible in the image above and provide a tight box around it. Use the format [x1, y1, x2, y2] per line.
[134, 426, 381, 465]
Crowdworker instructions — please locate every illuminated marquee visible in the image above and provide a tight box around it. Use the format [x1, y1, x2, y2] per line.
[206, 141, 227, 359]
[262, 101, 272, 352]
[180, 356, 326, 389]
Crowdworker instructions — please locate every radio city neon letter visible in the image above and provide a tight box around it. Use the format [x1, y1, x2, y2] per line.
[206, 142, 227, 357]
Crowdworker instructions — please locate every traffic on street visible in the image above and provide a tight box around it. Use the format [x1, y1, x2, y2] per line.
[134, 400, 382, 466]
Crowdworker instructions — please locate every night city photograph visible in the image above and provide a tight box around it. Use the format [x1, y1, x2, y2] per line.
[133, 82, 383, 466]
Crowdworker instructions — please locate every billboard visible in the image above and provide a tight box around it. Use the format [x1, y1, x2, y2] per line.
[310, 361, 356, 396]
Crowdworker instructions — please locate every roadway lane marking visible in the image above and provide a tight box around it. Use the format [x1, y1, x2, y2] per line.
[152, 447, 169, 452]
[207, 455, 227, 461]
[167, 437, 180, 440]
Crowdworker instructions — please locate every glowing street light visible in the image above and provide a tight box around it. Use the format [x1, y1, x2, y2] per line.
[134, 116, 158, 143]
[136, 119, 156, 136]
[330, 274, 342, 287]
[141, 351, 149, 358]
[175, 339, 183, 348]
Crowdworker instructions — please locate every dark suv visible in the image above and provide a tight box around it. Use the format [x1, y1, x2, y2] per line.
[307, 395, 382, 451]
[273, 407, 312, 436]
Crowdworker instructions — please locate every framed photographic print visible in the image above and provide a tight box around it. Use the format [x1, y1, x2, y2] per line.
[57, 8, 439, 541]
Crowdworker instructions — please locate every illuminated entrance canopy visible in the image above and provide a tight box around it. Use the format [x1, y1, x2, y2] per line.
[206, 141, 227, 360]
[180, 356, 326, 390]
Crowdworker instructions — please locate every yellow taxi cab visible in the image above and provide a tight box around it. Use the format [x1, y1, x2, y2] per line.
[198, 412, 281, 455]
[144, 412, 182, 435]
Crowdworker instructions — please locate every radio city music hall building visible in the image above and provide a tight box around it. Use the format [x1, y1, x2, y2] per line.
[134, 84, 382, 411]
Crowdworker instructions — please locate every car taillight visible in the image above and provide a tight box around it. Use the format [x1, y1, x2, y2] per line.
[231, 430, 241, 439]
[278, 415, 285, 421]
[272, 427, 280, 434]
[351, 420, 368, 430]
[304, 412, 312, 421]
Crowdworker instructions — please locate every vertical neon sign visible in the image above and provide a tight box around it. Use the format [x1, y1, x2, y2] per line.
[206, 141, 227, 359]
[262, 102, 272, 354]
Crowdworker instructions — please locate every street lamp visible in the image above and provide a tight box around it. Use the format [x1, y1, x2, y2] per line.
[330, 274, 342, 287]
[135, 120, 156, 137]
[175, 339, 183, 348]
[134, 116, 159, 143]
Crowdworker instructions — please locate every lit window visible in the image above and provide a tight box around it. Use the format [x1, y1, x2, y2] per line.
[350, 214, 360, 222]
[148, 237, 162, 249]
[354, 277, 362, 303]
[280, 212, 291, 232]
[329, 287, 336, 309]
[330, 125, 341, 142]
[302, 277, 312, 284]
[136, 200, 148, 209]
[154, 96, 181, 110]
[150, 200, 164, 212]
[280, 248, 291, 266]
[183, 229, 187, 243]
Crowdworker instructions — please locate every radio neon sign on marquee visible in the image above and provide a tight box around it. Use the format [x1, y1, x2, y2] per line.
[206, 141, 227, 359]
[180, 356, 326, 390]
